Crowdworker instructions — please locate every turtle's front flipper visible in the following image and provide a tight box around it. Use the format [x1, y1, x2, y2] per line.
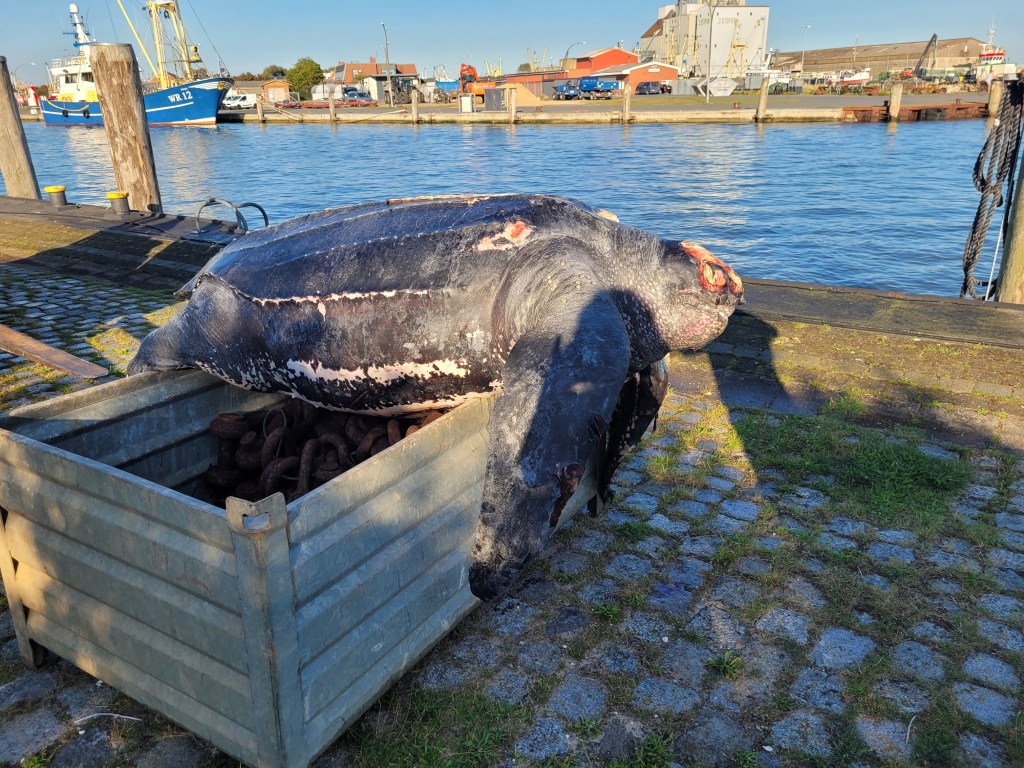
[599, 357, 670, 503]
[469, 279, 630, 600]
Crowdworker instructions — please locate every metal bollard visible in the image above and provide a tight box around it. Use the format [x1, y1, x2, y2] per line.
[106, 190, 130, 215]
[44, 185, 68, 207]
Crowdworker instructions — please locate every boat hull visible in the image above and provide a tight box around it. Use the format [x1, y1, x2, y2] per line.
[41, 77, 231, 127]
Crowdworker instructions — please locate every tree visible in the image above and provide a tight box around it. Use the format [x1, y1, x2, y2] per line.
[517, 62, 532, 73]
[286, 57, 325, 99]
[234, 71, 259, 82]
[260, 64, 286, 80]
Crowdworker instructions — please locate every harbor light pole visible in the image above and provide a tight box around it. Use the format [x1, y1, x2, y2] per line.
[563, 41, 584, 70]
[382, 22, 393, 107]
[801, 25, 811, 79]
[13, 62, 36, 88]
[705, 2, 722, 104]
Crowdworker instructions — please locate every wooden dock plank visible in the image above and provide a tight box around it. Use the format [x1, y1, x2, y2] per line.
[0, 323, 108, 378]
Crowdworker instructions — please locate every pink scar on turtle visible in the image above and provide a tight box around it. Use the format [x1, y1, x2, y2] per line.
[681, 242, 744, 298]
[476, 220, 534, 251]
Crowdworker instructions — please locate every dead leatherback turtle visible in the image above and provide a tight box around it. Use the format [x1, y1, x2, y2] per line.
[129, 194, 743, 599]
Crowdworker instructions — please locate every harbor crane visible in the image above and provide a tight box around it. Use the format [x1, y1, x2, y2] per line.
[903, 34, 938, 80]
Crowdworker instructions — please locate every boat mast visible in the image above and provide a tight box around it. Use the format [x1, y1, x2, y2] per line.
[68, 3, 94, 62]
[144, 1, 200, 86]
[149, 3, 169, 88]
[164, 2, 197, 82]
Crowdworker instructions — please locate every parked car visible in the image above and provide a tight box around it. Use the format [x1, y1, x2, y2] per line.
[635, 81, 670, 95]
[343, 91, 376, 106]
[274, 99, 301, 109]
[222, 94, 258, 109]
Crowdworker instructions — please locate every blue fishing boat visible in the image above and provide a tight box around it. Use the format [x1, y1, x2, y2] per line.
[41, 2, 231, 127]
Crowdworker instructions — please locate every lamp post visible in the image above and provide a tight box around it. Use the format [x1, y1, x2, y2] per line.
[705, 2, 721, 104]
[800, 25, 811, 81]
[12, 62, 36, 88]
[381, 22, 393, 107]
[563, 41, 584, 70]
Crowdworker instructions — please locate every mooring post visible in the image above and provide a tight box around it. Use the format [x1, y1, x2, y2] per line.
[327, 92, 336, 123]
[507, 86, 516, 126]
[90, 44, 162, 214]
[755, 77, 769, 122]
[411, 88, 419, 124]
[888, 81, 904, 122]
[0, 56, 41, 200]
[255, 97, 265, 124]
[996, 82, 1024, 303]
[987, 79, 1004, 118]
[622, 83, 632, 125]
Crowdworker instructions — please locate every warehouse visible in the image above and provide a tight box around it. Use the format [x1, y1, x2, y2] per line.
[772, 38, 986, 81]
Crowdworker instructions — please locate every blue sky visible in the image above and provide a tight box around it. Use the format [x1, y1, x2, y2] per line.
[5, 0, 1021, 83]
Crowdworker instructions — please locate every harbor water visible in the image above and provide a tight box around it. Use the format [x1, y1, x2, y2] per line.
[4, 119, 999, 297]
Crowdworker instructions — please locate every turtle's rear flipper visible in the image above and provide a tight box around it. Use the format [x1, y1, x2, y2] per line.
[599, 357, 670, 501]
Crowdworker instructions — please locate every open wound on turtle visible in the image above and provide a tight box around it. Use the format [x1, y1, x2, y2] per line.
[128, 194, 743, 600]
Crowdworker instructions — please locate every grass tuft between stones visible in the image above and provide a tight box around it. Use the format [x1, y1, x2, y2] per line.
[348, 687, 527, 768]
[734, 411, 972, 535]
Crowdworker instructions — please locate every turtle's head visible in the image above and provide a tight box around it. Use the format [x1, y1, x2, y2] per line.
[652, 241, 743, 352]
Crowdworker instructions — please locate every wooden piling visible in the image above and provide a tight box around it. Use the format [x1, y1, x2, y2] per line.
[90, 44, 161, 214]
[996, 136, 1024, 304]
[255, 97, 265, 123]
[507, 86, 516, 126]
[888, 81, 904, 122]
[411, 89, 419, 124]
[622, 84, 631, 125]
[987, 79, 1004, 117]
[755, 77, 769, 122]
[0, 56, 41, 200]
[327, 93, 336, 123]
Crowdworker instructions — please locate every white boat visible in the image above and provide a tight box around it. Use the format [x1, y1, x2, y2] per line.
[976, 26, 1017, 80]
[829, 68, 871, 86]
[41, 2, 231, 127]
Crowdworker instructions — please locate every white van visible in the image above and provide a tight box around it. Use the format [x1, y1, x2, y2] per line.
[222, 93, 259, 110]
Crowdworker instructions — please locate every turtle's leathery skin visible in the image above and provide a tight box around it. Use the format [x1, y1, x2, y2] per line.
[128, 194, 743, 599]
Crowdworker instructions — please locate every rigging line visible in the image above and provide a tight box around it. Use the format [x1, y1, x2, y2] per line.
[185, 0, 227, 71]
[103, 0, 122, 46]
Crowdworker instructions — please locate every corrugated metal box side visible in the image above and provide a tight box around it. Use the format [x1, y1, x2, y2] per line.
[290, 396, 494, 755]
[0, 413, 262, 762]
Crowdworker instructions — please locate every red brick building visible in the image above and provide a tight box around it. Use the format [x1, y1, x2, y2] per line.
[328, 58, 417, 85]
[568, 47, 640, 77]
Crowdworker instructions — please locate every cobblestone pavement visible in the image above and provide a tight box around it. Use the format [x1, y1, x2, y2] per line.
[1, 265, 1023, 767]
[0, 263, 182, 408]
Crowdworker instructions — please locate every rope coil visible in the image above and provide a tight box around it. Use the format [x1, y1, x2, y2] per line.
[961, 79, 1024, 299]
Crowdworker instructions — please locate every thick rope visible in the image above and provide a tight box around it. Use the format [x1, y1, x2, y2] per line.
[962, 80, 1024, 298]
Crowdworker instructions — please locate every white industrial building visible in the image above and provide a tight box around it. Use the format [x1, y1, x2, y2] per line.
[640, 1, 771, 80]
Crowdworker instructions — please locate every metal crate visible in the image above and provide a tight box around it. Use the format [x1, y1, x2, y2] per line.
[0, 371, 597, 767]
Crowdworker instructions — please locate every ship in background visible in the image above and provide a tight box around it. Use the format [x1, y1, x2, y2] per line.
[974, 25, 1017, 82]
[40, 2, 231, 127]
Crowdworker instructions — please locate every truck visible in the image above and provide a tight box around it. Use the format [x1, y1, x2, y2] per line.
[553, 80, 581, 100]
[578, 77, 618, 99]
